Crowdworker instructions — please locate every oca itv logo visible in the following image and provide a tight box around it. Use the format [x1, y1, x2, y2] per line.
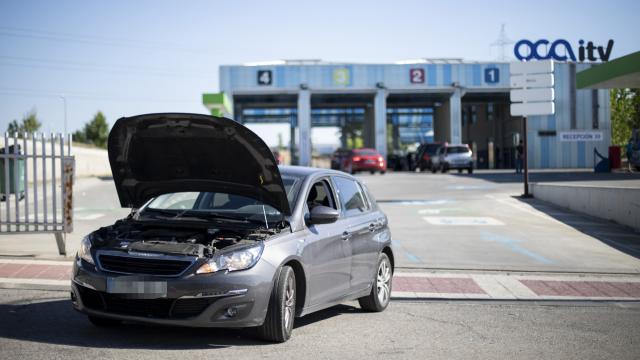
[514, 39, 614, 62]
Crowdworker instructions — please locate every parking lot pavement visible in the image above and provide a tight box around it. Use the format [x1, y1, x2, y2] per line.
[1, 288, 639, 360]
[358, 171, 640, 274]
[2, 171, 640, 275]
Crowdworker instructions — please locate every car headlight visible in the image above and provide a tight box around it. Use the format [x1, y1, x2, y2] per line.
[77, 236, 94, 265]
[196, 243, 263, 274]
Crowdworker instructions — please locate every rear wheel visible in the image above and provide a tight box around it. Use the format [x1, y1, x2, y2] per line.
[431, 165, 437, 173]
[457, 169, 462, 173]
[468, 167, 473, 174]
[380, 170, 386, 175]
[88, 315, 121, 327]
[358, 253, 392, 312]
[257, 266, 296, 343]
[441, 164, 448, 173]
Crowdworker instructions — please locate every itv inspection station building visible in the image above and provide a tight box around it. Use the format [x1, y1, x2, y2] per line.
[203, 39, 637, 169]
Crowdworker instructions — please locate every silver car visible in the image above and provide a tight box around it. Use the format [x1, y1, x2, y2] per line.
[71, 113, 394, 342]
[431, 144, 474, 174]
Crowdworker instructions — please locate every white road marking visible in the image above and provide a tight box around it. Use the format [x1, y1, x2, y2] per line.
[423, 216, 505, 226]
[418, 209, 441, 215]
[473, 275, 517, 299]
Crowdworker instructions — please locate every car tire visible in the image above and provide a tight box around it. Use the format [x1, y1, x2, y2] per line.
[88, 315, 121, 327]
[457, 169, 462, 173]
[257, 266, 296, 343]
[468, 167, 473, 174]
[441, 164, 448, 173]
[370, 170, 375, 174]
[358, 253, 392, 312]
[431, 166, 437, 174]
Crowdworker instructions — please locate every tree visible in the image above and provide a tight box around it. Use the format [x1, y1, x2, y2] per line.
[6, 120, 20, 135]
[75, 111, 109, 148]
[21, 110, 42, 133]
[5, 109, 42, 135]
[611, 88, 640, 146]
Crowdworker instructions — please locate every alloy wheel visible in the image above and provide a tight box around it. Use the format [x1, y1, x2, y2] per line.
[376, 259, 391, 305]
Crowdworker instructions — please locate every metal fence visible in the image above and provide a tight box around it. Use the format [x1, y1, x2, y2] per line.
[0, 133, 75, 255]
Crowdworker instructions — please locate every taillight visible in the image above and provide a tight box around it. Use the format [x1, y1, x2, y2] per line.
[352, 156, 361, 162]
[422, 154, 430, 161]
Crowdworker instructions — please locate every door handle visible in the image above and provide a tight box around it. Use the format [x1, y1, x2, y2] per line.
[341, 231, 352, 240]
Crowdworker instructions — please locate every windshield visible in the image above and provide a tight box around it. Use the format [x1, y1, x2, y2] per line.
[447, 146, 470, 154]
[141, 176, 301, 224]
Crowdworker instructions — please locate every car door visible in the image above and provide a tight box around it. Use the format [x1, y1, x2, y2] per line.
[303, 179, 351, 306]
[331, 176, 380, 293]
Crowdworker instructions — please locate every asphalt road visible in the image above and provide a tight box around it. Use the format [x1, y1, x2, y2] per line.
[1, 288, 639, 360]
[359, 171, 640, 273]
[3, 171, 640, 275]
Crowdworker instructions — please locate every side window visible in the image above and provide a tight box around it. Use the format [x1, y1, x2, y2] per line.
[358, 182, 373, 210]
[333, 177, 368, 217]
[306, 180, 337, 211]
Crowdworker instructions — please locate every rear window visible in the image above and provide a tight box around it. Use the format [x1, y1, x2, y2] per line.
[447, 146, 469, 154]
[424, 144, 441, 155]
[354, 149, 379, 156]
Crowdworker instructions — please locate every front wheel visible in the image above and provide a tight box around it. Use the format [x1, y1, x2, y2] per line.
[358, 253, 392, 312]
[467, 167, 473, 174]
[257, 266, 296, 343]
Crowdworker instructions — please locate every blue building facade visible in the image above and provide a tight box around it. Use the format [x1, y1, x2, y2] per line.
[208, 61, 610, 169]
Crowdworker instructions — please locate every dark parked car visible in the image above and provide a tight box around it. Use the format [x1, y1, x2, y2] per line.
[415, 142, 442, 172]
[330, 148, 349, 170]
[342, 148, 387, 174]
[71, 113, 394, 343]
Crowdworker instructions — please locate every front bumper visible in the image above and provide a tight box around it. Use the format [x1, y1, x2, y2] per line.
[446, 161, 473, 169]
[70, 257, 276, 328]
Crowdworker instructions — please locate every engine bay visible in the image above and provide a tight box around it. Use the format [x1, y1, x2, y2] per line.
[90, 219, 279, 258]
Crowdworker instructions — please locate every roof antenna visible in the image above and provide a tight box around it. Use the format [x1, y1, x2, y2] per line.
[490, 24, 514, 61]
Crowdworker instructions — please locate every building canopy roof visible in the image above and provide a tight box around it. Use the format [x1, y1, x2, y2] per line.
[577, 51, 640, 89]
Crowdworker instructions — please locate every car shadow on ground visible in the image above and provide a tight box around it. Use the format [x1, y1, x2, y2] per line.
[0, 298, 361, 349]
[514, 196, 640, 260]
[452, 171, 640, 184]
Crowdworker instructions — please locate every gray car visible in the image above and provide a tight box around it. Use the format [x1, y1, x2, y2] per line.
[431, 144, 474, 174]
[71, 113, 394, 342]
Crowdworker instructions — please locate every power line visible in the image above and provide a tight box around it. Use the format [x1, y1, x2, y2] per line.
[0, 87, 197, 103]
[0, 25, 214, 55]
[0, 57, 211, 78]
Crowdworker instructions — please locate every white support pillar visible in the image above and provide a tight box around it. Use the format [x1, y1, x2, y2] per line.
[297, 89, 311, 166]
[449, 88, 462, 144]
[374, 89, 388, 159]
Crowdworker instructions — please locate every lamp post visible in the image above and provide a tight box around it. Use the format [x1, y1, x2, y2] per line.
[59, 95, 67, 135]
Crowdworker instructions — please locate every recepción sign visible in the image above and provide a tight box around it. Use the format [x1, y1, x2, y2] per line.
[559, 131, 603, 142]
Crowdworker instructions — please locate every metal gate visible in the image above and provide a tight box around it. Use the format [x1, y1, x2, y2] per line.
[0, 133, 74, 255]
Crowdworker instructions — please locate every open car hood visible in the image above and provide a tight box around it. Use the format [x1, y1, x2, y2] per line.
[108, 113, 290, 215]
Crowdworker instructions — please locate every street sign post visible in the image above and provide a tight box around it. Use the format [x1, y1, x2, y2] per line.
[510, 60, 555, 197]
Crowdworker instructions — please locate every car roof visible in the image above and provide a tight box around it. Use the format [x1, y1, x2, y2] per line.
[279, 165, 347, 178]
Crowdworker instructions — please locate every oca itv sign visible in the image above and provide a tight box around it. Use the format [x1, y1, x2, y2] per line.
[514, 39, 614, 62]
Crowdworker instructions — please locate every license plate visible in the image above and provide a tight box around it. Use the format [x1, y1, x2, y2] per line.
[106, 276, 167, 298]
[365, 159, 375, 164]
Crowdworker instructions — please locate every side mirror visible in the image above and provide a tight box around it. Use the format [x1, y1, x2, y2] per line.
[307, 205, 339, 225]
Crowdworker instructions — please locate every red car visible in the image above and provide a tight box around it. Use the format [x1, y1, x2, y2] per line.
[342, 148, 387, 175]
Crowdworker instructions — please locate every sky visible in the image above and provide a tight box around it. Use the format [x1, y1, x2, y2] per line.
[0, 0, 639, 147]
